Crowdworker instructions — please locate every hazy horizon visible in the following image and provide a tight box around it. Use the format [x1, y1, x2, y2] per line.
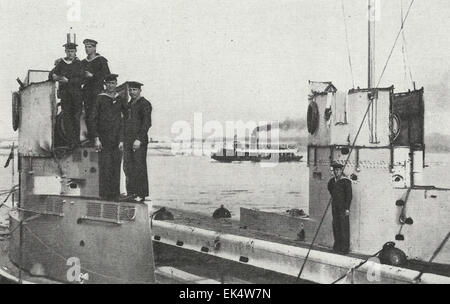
[1, 0, 449, 140]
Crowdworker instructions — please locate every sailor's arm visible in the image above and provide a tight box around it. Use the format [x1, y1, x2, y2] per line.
[136, 100, 152, 143]
[327, 179, 333, 195]
[92, 57, 110, 83]
[99, 57, 111, 79]
[50, 65, 69, 83]
[345, 179, 353, 211]
[90, 96, 101, 150]
[119, 113, 124, 151]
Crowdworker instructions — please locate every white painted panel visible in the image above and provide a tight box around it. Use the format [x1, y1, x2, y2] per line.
[33, 176, 62, 195]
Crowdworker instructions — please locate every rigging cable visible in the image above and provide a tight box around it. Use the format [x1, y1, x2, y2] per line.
[295, 94, 375, 282]
[331, 248, 383, 284]
[341, 0, 355, 88]
[296, 1, 417, 282]
[413, 231, 450, 283]
[19, 224, 154, 284]
[376, 0, 415, 88]
[400, 0, 415, 88]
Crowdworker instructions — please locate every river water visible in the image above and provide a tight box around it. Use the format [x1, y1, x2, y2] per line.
[0, 152, 449, 219]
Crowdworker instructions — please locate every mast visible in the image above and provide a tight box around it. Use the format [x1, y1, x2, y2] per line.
[368, 0, 376, 88]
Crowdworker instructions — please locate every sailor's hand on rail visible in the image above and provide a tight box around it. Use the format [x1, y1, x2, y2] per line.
[133, 140, 141, 152]
[95, 137, 102, 151]
[118, 142, 124, 152]
[345, 210, 350, 216]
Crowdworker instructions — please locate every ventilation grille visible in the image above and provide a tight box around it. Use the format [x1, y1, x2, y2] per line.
[85, 202, 136, 223]
[103, 204, 118, 220]
[87, 202, 102, 218]
[37, 200, 64, 216]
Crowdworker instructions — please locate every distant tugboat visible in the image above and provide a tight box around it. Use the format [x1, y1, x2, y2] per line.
[211, 139, 303, 163]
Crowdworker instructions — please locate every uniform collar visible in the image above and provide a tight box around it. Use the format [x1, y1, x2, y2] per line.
[61, 57, 79, 64]
[334, 175, 349, 182]
[84, 53, 103, 62]
[99, 92, 119, 102]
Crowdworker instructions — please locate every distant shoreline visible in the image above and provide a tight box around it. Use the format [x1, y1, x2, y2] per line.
[1, 132, 450, 153]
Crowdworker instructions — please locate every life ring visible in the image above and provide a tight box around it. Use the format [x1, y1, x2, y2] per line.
[389, 113, 401, 142]
[12, 92, 20, 131]
[307, 101, 319, 134]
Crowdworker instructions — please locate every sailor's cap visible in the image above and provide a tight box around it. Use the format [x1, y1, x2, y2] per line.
[127, 81, 144, 89]
[104, 74, 119, 82]
[63, 42, 78, 49]
[83, 39, 98, 46]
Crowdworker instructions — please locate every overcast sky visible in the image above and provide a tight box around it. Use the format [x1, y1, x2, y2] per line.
[0, 0, 448, 139]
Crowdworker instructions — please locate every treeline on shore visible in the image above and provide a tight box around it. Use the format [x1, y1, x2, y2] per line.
[1, 132, 450, 153]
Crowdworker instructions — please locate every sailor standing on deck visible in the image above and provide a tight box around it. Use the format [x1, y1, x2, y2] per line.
[49, 41, 85, 149]
[327, 162, 352, 254]
[123, 81, 152, 202]
[81, 39, 111, 139]
[90, 74, 127, 200]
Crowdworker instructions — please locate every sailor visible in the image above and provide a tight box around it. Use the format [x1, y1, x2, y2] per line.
[49, 41, 84, 149]
[90, 74, 127, 200]
[327, 161, 352, 254]
[123, 81, 152, 201]
[81, 39, 111, 139]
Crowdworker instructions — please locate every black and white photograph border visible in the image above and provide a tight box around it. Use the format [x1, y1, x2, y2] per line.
[0, 0, 449, 286]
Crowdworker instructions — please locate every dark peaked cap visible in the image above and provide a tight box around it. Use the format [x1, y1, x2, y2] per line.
[63, 42, 78, 49]
[83, 39, 98, 46]
[127, 81, 144, 89]
[104, 74, 119, 82]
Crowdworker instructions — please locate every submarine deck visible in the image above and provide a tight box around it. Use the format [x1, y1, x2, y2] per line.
[151, 205, 450, 279]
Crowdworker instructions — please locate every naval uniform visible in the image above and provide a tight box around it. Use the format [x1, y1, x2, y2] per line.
[81, 54, 110, 137]
[123, 96, 152, 198]
[49, 57, 84, 147]
[327, 176, 352, 253]
[90, 93, 127, 200]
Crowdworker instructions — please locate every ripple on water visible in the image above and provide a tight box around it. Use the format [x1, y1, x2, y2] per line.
[184, 201, 211, 206]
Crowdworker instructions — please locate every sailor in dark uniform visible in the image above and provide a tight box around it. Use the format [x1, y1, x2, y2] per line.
[49, 42, 84, 149]
[123, 81, 152, 201]
[90, 74, 127, 200]
[327, 162, 353, 254]
[81, 39, 111, 138]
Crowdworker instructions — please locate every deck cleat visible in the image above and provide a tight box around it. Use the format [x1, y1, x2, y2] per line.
[212, 205, 231, 219]
[153, 207, 174, 221]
